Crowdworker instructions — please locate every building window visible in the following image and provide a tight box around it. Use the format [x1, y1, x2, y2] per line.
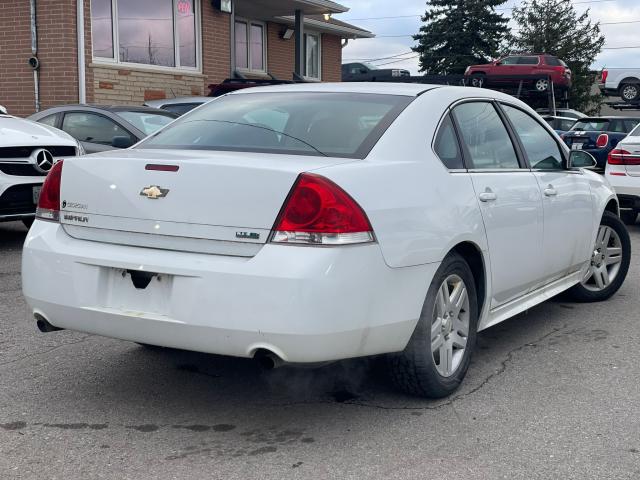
[304, 32, 321, 80]
[91, 0, 199, 70]
[235, 19, 265, 72]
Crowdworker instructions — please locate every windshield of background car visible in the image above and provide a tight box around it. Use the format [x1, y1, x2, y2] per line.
[137, 92, 414, 158]
[116, 111, 175, 135]
[570, 119, 610, 132]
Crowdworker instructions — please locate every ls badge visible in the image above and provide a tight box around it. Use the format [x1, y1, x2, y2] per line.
[140, 185, 169, 199]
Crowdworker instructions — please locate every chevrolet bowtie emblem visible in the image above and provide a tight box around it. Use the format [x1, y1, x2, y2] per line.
[140, 185, 169, 199]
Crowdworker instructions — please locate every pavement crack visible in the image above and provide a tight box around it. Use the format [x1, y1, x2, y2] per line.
[0, 335, 93, 368]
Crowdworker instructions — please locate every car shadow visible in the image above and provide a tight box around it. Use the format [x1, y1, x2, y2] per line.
[0, 221, 28, 250]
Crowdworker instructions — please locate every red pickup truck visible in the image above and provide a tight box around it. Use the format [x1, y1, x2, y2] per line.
[464, 53, 572, 92]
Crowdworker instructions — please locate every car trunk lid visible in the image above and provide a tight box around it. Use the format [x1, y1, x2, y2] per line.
[59, 149, 354, 256]
[620, 138, 640, 176]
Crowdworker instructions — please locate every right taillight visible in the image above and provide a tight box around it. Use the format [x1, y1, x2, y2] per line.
[602, 69, 608, 83]
[36, 160, 63, 221]
[596, 133, 609, 148]
[608, 149, 640, 165]
[271, 173, 374, 245]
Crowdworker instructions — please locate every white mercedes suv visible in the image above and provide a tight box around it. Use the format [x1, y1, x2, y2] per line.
[21, 84, 631, 398]
[605, 123, 640, 225]
[0, 109, 82, 228]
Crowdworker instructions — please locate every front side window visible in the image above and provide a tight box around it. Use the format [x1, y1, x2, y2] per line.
[500, 56, 520, 65]
[38, 114, 58, 127]
[305, 33, 321, 79]
[138, 93, 413, 159]
[433, 114, 464, 169]
[452, 102, 519, 170]
[235, 19, 265, 71]
[502, 105, 564, 170]
[91, 0, 198, 69]
[62, 112, 134, 145]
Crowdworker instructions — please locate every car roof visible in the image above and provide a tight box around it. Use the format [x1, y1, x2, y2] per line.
[230, 82, 440, 97]
[34, 104, 177, 116]
[578, 116, 640, 121]
[144, 97, 213, 108]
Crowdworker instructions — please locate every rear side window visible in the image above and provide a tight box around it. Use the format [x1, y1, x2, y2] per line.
[39, 114, 58, 127]
[519, 56, 539, 65]
[62, 112, 134, 145]
[452, 102, 520, 170]
[623, 119, 640, 133]
[502, 105, 564, 170]
[433, 115, 464, 169]
[545, 57, 562, 66]
[138, 92, 413, 159]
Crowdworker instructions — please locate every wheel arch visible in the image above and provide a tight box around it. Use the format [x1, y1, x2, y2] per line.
[604, 197, 620, 217]
[619, 76, 640, 86]
[449, 241, 488, 321]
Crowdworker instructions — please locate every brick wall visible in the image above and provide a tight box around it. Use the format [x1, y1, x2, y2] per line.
[92, 66, 205, 105]
[0, 0, 37, 117]
[322, 34, 342, 82]
[201, 6, 231, 88]
[266, 22, 295, 80]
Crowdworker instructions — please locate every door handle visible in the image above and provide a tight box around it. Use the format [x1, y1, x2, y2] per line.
[478, 190, 497, 202]
[544, 186, 558, 197]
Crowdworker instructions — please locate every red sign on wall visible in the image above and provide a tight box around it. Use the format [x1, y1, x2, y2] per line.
[177, 0, 191, 15]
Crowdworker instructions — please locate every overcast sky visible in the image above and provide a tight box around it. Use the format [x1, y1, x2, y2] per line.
[340, 0, 639, 73]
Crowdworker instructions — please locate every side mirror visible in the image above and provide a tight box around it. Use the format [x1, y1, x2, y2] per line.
[360, 68, 368, 74]
[0, 105, 7, 115]
[112, 136, 135, 149]
[568, 150, 598, 169]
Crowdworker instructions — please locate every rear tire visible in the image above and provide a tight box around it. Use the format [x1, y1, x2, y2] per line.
[620, 83, 640, 103]
[568, 212, 631, 302]
[387, 252, 479, 398]
[621, 209, 638, 225]
[470, 74, 485, 88]
[535, 78, 550, 92]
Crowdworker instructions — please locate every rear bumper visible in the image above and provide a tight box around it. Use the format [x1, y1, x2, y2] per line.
[22, 221, 436, 363]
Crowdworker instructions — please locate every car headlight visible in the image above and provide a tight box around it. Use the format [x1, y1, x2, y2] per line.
[75, 140, 85, 156]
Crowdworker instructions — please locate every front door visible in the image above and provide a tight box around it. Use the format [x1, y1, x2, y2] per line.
[452, 101, 545, 308]
[500, 103, 594, 284]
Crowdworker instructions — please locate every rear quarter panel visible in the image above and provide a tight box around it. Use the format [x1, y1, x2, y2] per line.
[314, 88, 489, 269]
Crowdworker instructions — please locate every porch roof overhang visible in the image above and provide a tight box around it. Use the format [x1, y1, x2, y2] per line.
[274, 15, 374, 39]
[234, 0, 349, 19]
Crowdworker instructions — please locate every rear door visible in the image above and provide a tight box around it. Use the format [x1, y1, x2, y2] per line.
[452, 101, 545, 308]
[500, 103, 594, 283]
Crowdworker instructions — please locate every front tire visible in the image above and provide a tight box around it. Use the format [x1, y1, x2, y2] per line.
[568, 212, 631, 302]
[387, 253, 479, 398]
[535, 78, 550, 92]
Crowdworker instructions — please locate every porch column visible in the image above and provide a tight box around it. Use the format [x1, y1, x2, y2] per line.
[294, 9, 304, 78]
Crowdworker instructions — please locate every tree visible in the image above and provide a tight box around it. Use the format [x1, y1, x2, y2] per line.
[510, 0, 605, 114]
[413, 0, 509, 75]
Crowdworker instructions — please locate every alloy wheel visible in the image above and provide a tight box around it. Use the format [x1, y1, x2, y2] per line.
[622, 85, 639, 101]
[536, 79, 549, 91]
[581, 225, 623, 291]
[431, 274, 470, 377]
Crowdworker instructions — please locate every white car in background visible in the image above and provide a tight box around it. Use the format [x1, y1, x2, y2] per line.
[22, 84, 631, 398]
[0, 108, 82, 228]
[605, 124, 640, 225]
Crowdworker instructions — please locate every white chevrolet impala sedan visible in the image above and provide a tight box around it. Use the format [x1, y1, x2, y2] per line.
[22, 83, 631, 398]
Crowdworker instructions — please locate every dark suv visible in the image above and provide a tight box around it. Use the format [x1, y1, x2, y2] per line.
[465, 54, 572, 92]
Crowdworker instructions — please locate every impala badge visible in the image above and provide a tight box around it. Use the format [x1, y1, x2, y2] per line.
[140, 185, 169, 199]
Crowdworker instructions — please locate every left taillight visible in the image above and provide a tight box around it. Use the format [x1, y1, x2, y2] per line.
[36, 160, 63, 222]
[596, 133, 609, 148]
[270, 173, 374, 246]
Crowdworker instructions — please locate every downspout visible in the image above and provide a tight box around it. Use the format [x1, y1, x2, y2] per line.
[77, 0, 86, 104]
[30, 0, 40, 112]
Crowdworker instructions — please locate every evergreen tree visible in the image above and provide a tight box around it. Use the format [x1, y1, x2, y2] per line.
[511, 0, 605, 114]
[413, 0, 509, 75]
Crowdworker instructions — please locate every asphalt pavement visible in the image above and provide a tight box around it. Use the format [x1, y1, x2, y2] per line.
[1, 220, 639, 479]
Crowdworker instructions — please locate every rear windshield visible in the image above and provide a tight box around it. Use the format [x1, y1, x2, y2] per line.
[570, 119, 610, 132]
[116, 111, 175, 135]
[137, 92, 413, 158]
